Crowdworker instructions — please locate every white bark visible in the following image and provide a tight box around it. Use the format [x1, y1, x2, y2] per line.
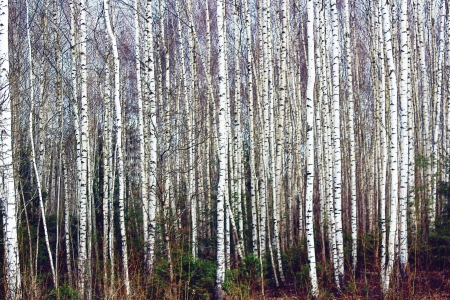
[63, 157, 72, 286]
[261, 0, 270, 263]
[305, 0, 319, 297]
[431, 0, 446, 228]
[69, 0, 83, 288]
[135, 0, 149, 279]
[29, 65, 57, 291]
[0, 0, 21, 296]
[343, 0, 357, 272]
[255, 0, 265, 260]
[215, 0, 227, 297]
[245, 0, 258, 256]
[146, 0, 156, 273]
[274, 0, 288, 284]
[161, 6, 174, 281]
[416, 0, 432, 225]
[320, 2, 338, 276]
[377, 0, 388, 283]
[286, 36, 294, 248]
[225, 194, 245, 260]
[205, 0, 213, 239]
[104, 0, 130, 294]
[224, 21, 232, 267]
[266, 5, 281, 282]
[233, 1, 244, 251]
[78, 0, 89, 294]
[314, 24, 326, 264]
[447, 2, 450, 183]
[382, 0, 400, 292]
[399, 0, 410, 276]
[26, 0, 56, 288]
[187, 0, 197, 259]
[53, 1, 62, 286]
[102, 61, 112, 291]
[330, 0, 344, 288]
[109, 144, 116, 285]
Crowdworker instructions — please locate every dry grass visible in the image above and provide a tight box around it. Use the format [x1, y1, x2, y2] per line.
[247, 270, 450, 300]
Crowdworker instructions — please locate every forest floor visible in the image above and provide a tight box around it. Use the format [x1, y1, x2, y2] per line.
[247, 269, 450, 299]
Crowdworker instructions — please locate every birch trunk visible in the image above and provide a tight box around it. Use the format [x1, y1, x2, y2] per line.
[146, 0, 157, 274]
[447, 2, 450, 184]
[135, 0, 149, 280]
[377, 0, 388, 283]
[274, 0, 288, 284]
[78, 0, 90, 294]
[416, 0, 432, 226]
[205, 0, 213, 240]
[161, 6, 174, 282]
[245, 0, 258, 256]
[53, 0, 63, 286]
[343, 0, 357, 272]
[104, 0, 130, 294]
[102, 61, 112, 292]
[261, 0, 270, 264]
[266, 5, 281, 282]
[431, 0, 446, 228]
[233, 1, 244, 250]
[187, 1, 197, 259]
[69, 0, 82, 288]
[314, 35, 326, 265]
[27, 0, 56, 287]
[399, 0, 410, 276]
[224, 25, 232, 267]
[0, 0, 21, 296]
[63, 156, 72, 286]
[320, 2, 338, 275]
[255, 0, 266, 263]
[330, 0, 344, 288]
[382, 0, 400, 292]
[215, 0, 227, 297]
[305, 0, 319, 297]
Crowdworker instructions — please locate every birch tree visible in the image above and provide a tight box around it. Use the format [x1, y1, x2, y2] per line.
[146, 0, 157, 274]
[135, 0, 149, 280]
[382, 0, 400, 292]
[377, 0, 388, 283]
[399, 0, 410, 276]
[102, 60, 112, 292]
[330, 0, 344, 288]
[3, 0, 450, 297]
[245, 0, 258, 256]
[26, 0, 56, 288]
[256, 0, 267, 264]
[274, 0, 288, 283]
[232, 1, 244, 246]
[104, 0, 130, 294]
[342, 0, 357, 272]
[77, 0, 90, 294]
[415, 0, 432, 226]
[305, 0, 319, 297]
[0, 0, 21, 297]
[215, 0, 227, 297]
[431, 0, 446, 226]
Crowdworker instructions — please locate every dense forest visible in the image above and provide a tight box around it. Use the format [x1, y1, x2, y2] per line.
[0, 0, 450, 298]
